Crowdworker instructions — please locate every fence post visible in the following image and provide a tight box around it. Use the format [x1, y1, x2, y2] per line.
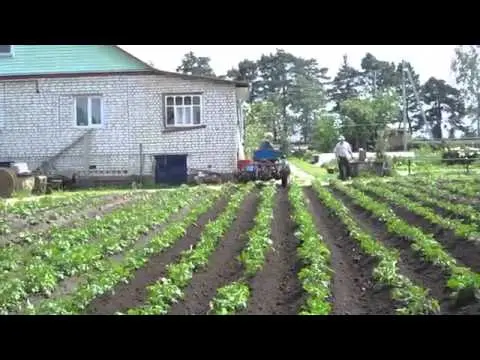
[139, 143, 143, 185]
[408, 159, 411, 175]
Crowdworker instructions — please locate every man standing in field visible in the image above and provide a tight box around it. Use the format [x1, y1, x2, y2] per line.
[334, 135, 353, 180]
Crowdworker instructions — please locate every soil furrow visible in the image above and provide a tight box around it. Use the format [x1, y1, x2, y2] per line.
[84, 195, 231, 315]
[304, 187, 396, 315]
[361, 188, 480, 274]
[239, 187, 304, 315]
[331, 188, 453, 312]
[168, 190, 260, 315]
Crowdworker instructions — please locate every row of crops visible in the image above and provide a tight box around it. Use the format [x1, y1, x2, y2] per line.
[0, 174, 479, 315]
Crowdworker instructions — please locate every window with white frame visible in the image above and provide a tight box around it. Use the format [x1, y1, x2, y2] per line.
[0, 46, 13, 57]
[165, 94, 202, 127]
[75, 96, 103, 128]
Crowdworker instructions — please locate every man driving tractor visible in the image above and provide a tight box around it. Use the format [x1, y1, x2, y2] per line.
[236, 132, 290, 187]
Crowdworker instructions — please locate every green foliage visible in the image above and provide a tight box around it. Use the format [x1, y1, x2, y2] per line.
[289, 182, 332, 315]
[339, 91, 400, 149]
[1, 186, 221, 313]
[176, 48, 470, 150]
[210, 282, 250, 315]
[419, 77, 466, 139]
[27, 186, 229, 315]
[315, 180, 440, 314]
[239, 185, 276, 276]
[126, 184, 254, 315]
[343, 179, 480, 296]
[176, 51, 216, 77]
[224, 49, 329, 151]
[311, 112, 339, 153]
[451, 45, 480, 134]
[244, 102, 277, 157]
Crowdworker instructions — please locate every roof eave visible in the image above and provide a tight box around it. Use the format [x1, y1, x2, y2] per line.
[151, 69, 248, 87]
[114, 46, 248, 87]
[0, 70, 154, 81]
[0, 69, 249, 87]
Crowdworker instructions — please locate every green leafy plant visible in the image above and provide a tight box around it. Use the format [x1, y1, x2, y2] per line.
[238, 185, 277, 276]
[0, 186, 215, 313]
[288, 182, 332, 315]
[125, 184, 254, 315]
[208, 185, 277, 315]
[314, 180, 440, 314]
[24, 186, 231, 315]
[209, 282, 250, 315]
[354, 181, 480, 243]
[382, 179, 480, 225]
[332, 180, 480, 298]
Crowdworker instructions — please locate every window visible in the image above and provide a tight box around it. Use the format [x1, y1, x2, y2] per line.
[75, 96, 103, 128]
[165, 94, 202, 127]
[0, 45, 13, 57]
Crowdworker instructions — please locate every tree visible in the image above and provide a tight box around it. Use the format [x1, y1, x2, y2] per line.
[289, 74, 326, 144]
[177, 51, 216, 77]
[327, 55, 363, 113]
[451, 45, 480, 135]
[225, 59, 259, 102]
[311, 112, 339, 152]
[419, 77, 466, 139]
[255, 49, 329, 151]
[339, 91, 400, 150]
[359, 53, 399, 96]
[243, 101, 277, 157]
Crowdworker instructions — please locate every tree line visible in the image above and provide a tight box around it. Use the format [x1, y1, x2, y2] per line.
[175, 47, 480, 154]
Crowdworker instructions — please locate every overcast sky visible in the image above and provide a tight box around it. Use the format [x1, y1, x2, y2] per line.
[119, 45, 458, 85]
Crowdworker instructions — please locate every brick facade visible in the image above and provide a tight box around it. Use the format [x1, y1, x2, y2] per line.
[0, 74, 243, 179]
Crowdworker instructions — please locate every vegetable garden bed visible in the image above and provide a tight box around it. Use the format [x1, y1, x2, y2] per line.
[0, 174, 479, 315]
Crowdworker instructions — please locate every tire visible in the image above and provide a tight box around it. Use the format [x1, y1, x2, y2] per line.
[281, 173, 288, 188]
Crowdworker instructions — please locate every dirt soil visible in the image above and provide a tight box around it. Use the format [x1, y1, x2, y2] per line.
[304, 187, 396, 315]
[332, 189, 457, 313]
[362, 189, 480, 274]
[239, 187, 305, 315]
[84, 196, 230, 315]
[168, 190, 260, 315]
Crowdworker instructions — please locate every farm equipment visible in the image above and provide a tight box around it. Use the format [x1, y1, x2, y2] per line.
[0, 161, 77, 198]
[235, 140, 291, 187]
[0, 161, 39, 198]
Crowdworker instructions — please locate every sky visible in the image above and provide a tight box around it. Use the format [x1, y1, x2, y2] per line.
[119, 45, 459, 85]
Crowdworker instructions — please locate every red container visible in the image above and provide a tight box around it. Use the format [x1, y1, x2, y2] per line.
[237, 159, 253, 171]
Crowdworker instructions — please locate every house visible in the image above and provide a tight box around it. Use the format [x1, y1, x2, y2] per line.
[0, 45, 249, 185]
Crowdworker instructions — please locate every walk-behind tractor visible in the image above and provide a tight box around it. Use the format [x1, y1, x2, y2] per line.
[235, 141, 291, 188]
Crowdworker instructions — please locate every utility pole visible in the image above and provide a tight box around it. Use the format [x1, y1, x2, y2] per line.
[401, 61, 408, 151]
[404, 63, 430, 139]
[477, 93, 480, 137]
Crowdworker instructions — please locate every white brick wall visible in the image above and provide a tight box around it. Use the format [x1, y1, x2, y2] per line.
[0, 74, 241, 177]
